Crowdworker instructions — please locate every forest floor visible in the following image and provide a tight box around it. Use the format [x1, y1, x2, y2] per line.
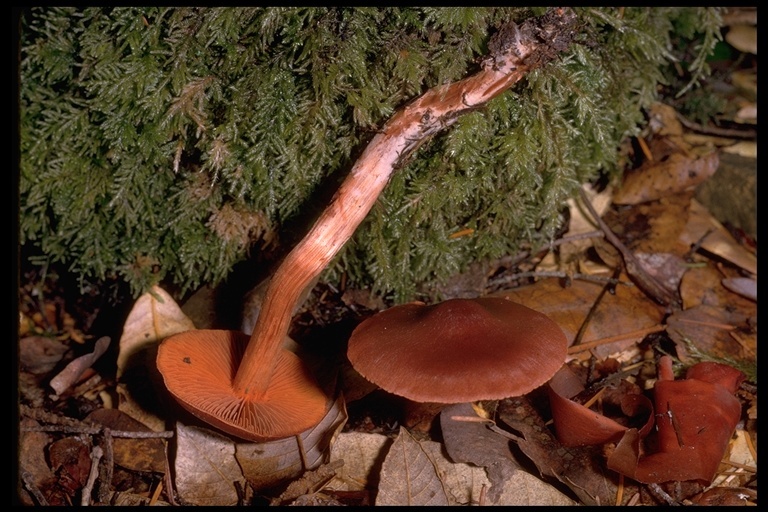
[16, 20, 756, 507]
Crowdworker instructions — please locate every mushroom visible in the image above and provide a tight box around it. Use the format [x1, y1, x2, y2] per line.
[156, 10, 577, 441]
[346, 297, 568, 404]
[156, 330, 328, 441]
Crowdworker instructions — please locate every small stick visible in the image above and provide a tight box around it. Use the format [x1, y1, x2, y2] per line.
[21, 471, 49, 506]
[572, 266, 622, 347]
[646, 483, 679, 506]
[567, 325, 666, 354]
[577, 188, 681, 309]
[675, 111, 756, 140]
[81, 445, 103, 506]
[97, 429, 114, 504]
[615, 473, 625, 505]
[489, 270, 631, 288]
[20, 424, 175, 438]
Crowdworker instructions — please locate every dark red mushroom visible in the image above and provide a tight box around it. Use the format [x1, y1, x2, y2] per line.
[347, 297, 568, 403]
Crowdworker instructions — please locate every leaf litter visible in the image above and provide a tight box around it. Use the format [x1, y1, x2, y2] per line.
[17, 68, 757, 511]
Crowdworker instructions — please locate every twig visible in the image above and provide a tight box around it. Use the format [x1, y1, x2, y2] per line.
[577, 188, 681, 309]
[21, 470, 49, 506]
[97, 429, 114, 504]
[572, 266, 623, 348]
[163, 443, 178, 506]
[567, 325, 666, 354]
[81, 445, 103, 506]
[675, 111, 756, 140]
[615, 474, 625, 506]
[20, 424, 175, 438]
[547, 230, 606, 247]
[646, 483, 680, 506]
[683, 227, 715, 261]
[488, 270, 632, 289]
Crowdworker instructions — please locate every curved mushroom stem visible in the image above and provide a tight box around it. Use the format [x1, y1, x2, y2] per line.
[232, 8, 578, 398]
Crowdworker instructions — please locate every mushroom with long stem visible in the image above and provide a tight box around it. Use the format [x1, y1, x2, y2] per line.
[157, 8, 579, 442]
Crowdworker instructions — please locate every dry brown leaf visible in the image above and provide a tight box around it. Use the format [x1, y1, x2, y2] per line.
[439, 403, 519, 504]
[376, 427, 450, 506]
[116, 286, 196, 433]
[18, 418, 58, 506]
[327, 431, 394, 492]
[612, 151, 719, 205]
[19, 335, 69, 375]
[84, 408, 167, 473]
[680, 199, 757, 275]
[722, 140, 757, 158]
[491, 276, 664, 361]
[48, 436, 92, 494]
[607, 191, 693, 257]
[174, 422, 245, 506]
[117, 285, 195, 379]
[725, 25, 757, 55]
[666, 304, 756, 365]
[327, 428, 577, 505]
[236, 394, 348, 489]
[721, 277, 757, 302]
[679, 265, 757, 312]
[496, 396, 630, 506]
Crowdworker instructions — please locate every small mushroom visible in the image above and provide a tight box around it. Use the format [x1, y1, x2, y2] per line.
[156, 330, 328, 442]
[347, 297, 568, 404]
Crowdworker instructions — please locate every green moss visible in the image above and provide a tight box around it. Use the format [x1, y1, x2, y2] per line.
[19, 7, 723, 301]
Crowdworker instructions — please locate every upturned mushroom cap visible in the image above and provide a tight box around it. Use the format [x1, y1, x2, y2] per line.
[347, 297, 567, 403]
[157, 329, 328, 442]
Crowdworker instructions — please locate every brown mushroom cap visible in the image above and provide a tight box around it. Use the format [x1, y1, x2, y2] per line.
[347, 297, 567, 403]
[157, 329, 328, 442]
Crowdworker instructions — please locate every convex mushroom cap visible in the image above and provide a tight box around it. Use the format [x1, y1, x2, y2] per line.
[157, 329, 328, 442]
[347, 297, 567, 403]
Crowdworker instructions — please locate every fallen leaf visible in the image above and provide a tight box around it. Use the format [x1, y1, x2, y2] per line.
[491, 275, 664, 361]
[174, 422, 245, 506]
[710, 429, 757, 488]
[496, 395, 628, 506]
[84, 408, 167, 473]
[376, 427, 450, 506]
[633, 252, 688, 297]
[613, 151, 719, 205]
[680, 199, 757, 275]
[666, 303, 756, 366]
[725, 24, 757, 54]
[722, 140, 757, 158]
[236, 394, 348, 489]
[327, 431, 394, 492]
[721, 277, 757, 302]
[18, 335, 69, 375]
[271, 459, 345, 505]
[48, 437, 92, 494]
[439, 403, 519, 504]
[18, 418, 60, 506]
[329, 427, 577, 506]
[117, 285, 195, 380]
[598, 191, 693, 259]
[116, 286, 197, 432]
